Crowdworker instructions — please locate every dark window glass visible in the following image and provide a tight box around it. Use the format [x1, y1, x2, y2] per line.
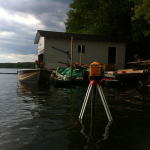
[78, 45, 81, 53]
[78, 45, 85, 53]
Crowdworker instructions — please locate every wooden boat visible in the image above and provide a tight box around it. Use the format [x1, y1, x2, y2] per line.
[18, 69, 52, 84]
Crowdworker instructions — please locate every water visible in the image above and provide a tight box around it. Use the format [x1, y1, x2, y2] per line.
[0, 68, 19, 73]
[0, 68, 150, 150]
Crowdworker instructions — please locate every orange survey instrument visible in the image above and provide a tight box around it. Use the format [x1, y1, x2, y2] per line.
[79, 61, 113, 121]
[90, 61, 101, 77]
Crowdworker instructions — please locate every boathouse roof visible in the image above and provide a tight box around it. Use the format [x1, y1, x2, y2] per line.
[34, 30, 126, 44]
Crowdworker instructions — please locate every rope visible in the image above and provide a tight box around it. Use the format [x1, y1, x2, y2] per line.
[52, 46, 71, 59]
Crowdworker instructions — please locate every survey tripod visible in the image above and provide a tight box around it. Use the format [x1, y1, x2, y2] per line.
[79, 62, 113, 121]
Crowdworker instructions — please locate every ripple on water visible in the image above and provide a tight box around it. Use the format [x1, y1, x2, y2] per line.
[1, 73, 150, 149]
[0, 138, 20, 145]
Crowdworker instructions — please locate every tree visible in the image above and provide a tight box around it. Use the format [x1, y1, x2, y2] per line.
[65, 0, 132, 40]
[0, 62, 35, 68]
[131, 0, 150, 41]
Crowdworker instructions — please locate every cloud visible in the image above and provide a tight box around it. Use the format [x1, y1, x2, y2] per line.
[0, 0, 71, 62]
[0, 31, 16, 37]
[0, 0, 70, 30]
[0, 7, 40, 25]
[0, 53, 38, 63]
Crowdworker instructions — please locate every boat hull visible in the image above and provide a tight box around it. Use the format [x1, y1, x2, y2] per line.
[18, 69, 52, 84]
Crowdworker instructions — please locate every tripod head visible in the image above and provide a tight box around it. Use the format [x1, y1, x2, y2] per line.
[89, 61, 103, 81]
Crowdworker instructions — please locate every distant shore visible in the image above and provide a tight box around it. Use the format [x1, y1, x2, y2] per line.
[0, 62, 34, 68]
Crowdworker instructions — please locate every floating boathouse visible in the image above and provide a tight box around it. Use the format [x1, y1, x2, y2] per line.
[34, 30, 126, 70]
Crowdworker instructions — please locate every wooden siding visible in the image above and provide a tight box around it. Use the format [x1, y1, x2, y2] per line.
[44, 38, 126, 70]
[38, 37, 45, 55]
[44, 38, 71, 69]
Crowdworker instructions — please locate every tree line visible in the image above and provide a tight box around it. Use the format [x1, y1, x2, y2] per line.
[65, 0, 150, 64]
[0, 62, 35, 68]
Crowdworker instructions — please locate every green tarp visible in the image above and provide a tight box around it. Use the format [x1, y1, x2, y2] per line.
[61, 68, 83, 78]
[56, 67, 105, 78]
[56, 67, 65, 77]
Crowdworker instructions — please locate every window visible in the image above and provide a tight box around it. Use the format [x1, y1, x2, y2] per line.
[78, 45, 86, 53]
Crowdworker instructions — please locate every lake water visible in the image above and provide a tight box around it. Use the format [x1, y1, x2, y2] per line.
[0, 68, 150, 150]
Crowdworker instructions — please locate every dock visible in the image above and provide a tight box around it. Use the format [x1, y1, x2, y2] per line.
[104, 71, 115, 78]
[114, 69, 150, 83]
[127, 60, 150, 70]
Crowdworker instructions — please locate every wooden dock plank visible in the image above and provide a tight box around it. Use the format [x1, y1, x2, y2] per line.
[116, 69, 147, 73]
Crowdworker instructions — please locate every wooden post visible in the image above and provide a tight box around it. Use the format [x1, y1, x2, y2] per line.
[70, 36, 73, 80]
[80, 45, 82, 64]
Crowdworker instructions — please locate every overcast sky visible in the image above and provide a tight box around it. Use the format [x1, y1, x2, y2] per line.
[0, 0, 71, 62]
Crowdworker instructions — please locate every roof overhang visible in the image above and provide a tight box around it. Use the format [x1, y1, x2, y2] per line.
[34, 31, 40, 44]
[34, 30, 127, 44]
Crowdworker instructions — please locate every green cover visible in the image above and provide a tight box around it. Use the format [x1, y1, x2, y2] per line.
[57, 67, 105, 78]
[61, 68, 83, 78]
[56, 67, 65, 77]
[72, 69, 83, 78]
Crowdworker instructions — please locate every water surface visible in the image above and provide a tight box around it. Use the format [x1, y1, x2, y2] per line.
[0, 68, 150, 150]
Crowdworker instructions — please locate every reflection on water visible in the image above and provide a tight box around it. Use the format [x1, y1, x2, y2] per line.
[15, 81, 87, 150]
[1, 75, 150, 149]
[80, 119, 113, 149]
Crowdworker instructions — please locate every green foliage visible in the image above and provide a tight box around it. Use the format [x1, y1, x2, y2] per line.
[65, 0, 132, 39]
[0, 62, 35, 68]
[65, 0, 150, 42]
[131, 0, 150, 39]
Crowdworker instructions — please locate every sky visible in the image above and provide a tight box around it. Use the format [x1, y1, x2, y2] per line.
[0, 0, 71, 62]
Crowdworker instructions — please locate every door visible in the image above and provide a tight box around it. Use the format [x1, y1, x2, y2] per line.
[38, 54, 43, 64]
[108, 47, 116, 64]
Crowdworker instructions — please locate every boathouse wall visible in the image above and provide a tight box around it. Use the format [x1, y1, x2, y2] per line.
[43, 38, 125, 70]
[38, 37, 45, 55]
[44, 38, 71, 69]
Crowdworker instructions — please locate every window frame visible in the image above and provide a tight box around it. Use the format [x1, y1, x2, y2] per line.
[78, 45, 86, 53]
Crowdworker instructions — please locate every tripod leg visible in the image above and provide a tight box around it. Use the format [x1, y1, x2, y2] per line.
[91, 85, 97, 119]
[99, 86, 113, 120]
[79, 84, 92, 119]
[97, 85, 113, 121]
